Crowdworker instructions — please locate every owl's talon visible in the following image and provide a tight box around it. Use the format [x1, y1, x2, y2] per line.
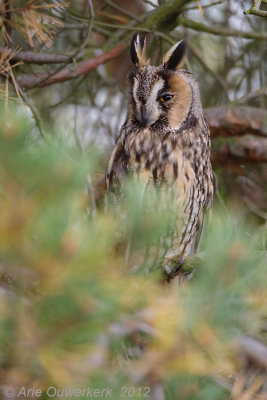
[163, 254, 185, 279]
[163, 254, 198, 281]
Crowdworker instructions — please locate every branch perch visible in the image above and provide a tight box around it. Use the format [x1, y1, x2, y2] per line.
[205, 106, 267, 165]
[211, 135, 267, 165]
[204, 106, 267, 138]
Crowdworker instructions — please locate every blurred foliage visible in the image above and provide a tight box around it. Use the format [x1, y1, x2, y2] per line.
[0, 108, 266, 399]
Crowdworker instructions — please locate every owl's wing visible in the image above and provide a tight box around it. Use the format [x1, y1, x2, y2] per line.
[194, 167, 215, 254]
[169, 120, 214, 260]
[106, 136, 129, 194]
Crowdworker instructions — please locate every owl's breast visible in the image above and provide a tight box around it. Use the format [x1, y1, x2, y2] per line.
[126, 128, 164, 172]
[124, 129, 196, 196]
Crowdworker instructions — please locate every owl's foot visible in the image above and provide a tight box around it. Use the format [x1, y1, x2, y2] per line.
[163, 254, 185, 277]
[162, 253, 196, 281]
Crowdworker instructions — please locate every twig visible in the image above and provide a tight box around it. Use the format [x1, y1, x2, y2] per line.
[244, 0, 267, 17]
[9, 73, 48, 140]
[243, 196, 267, 220]
[1, 0, 12, 43]
[59, 22, 111, 38]
[232, 86, 267, 104]
[87, 174, 97, 217]
[73, 105, 96, 217]
[93, 20, 149, 32]
[59, 22, 88, 29]
[188, 43, 230, 101]
[47, 75, 88, 109]
[5, 76, 9, 114]
[142, 0, 157, 8]
[185, 0, 227, 11]
[0, 2, 69, 14]
[239, 336, 267, 369]
[212, 376, 232, 392]
[179, 18, 267, 40]
[84, 0, 95, 49]
[103, 0, 142, 22]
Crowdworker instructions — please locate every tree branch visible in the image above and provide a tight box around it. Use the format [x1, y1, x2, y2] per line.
[16, 45, 125, 88]
[204, 106, 267, 138]
[140, 0, 192, 30]
[244, 0, 267, 17]
[211, 135, 267, 165]
[179, 18, 267, 40]
[0, 46, 80, 64]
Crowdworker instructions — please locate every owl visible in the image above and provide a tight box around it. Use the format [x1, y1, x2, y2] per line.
[106, 34, 214, 278]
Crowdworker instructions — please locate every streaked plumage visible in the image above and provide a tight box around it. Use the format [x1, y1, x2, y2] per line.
[106, 34, 213, 276]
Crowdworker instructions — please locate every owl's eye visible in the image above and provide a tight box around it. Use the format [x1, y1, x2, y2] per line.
[159, 94, 174, 103]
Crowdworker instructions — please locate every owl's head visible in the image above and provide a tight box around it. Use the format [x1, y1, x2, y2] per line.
[128, 34, 199, 131]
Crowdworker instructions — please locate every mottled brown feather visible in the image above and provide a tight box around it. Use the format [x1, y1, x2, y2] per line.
[106, 37, 214, 275]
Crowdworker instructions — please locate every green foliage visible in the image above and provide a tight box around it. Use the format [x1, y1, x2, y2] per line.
[0, 108, 266, 399]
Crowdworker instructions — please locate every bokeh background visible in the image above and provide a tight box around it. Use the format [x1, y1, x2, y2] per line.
[0, 1, 266, 399]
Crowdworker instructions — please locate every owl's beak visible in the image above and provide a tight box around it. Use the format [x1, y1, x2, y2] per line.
[140, 106, 156, 127]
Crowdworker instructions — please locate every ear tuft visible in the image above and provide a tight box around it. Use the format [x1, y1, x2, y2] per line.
[163, 40, 186, 70]
[130, 33, 148, 68]
[130, 33, 139, 66]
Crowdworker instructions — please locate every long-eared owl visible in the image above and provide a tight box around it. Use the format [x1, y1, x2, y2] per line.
[106, 34, 214, 276]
